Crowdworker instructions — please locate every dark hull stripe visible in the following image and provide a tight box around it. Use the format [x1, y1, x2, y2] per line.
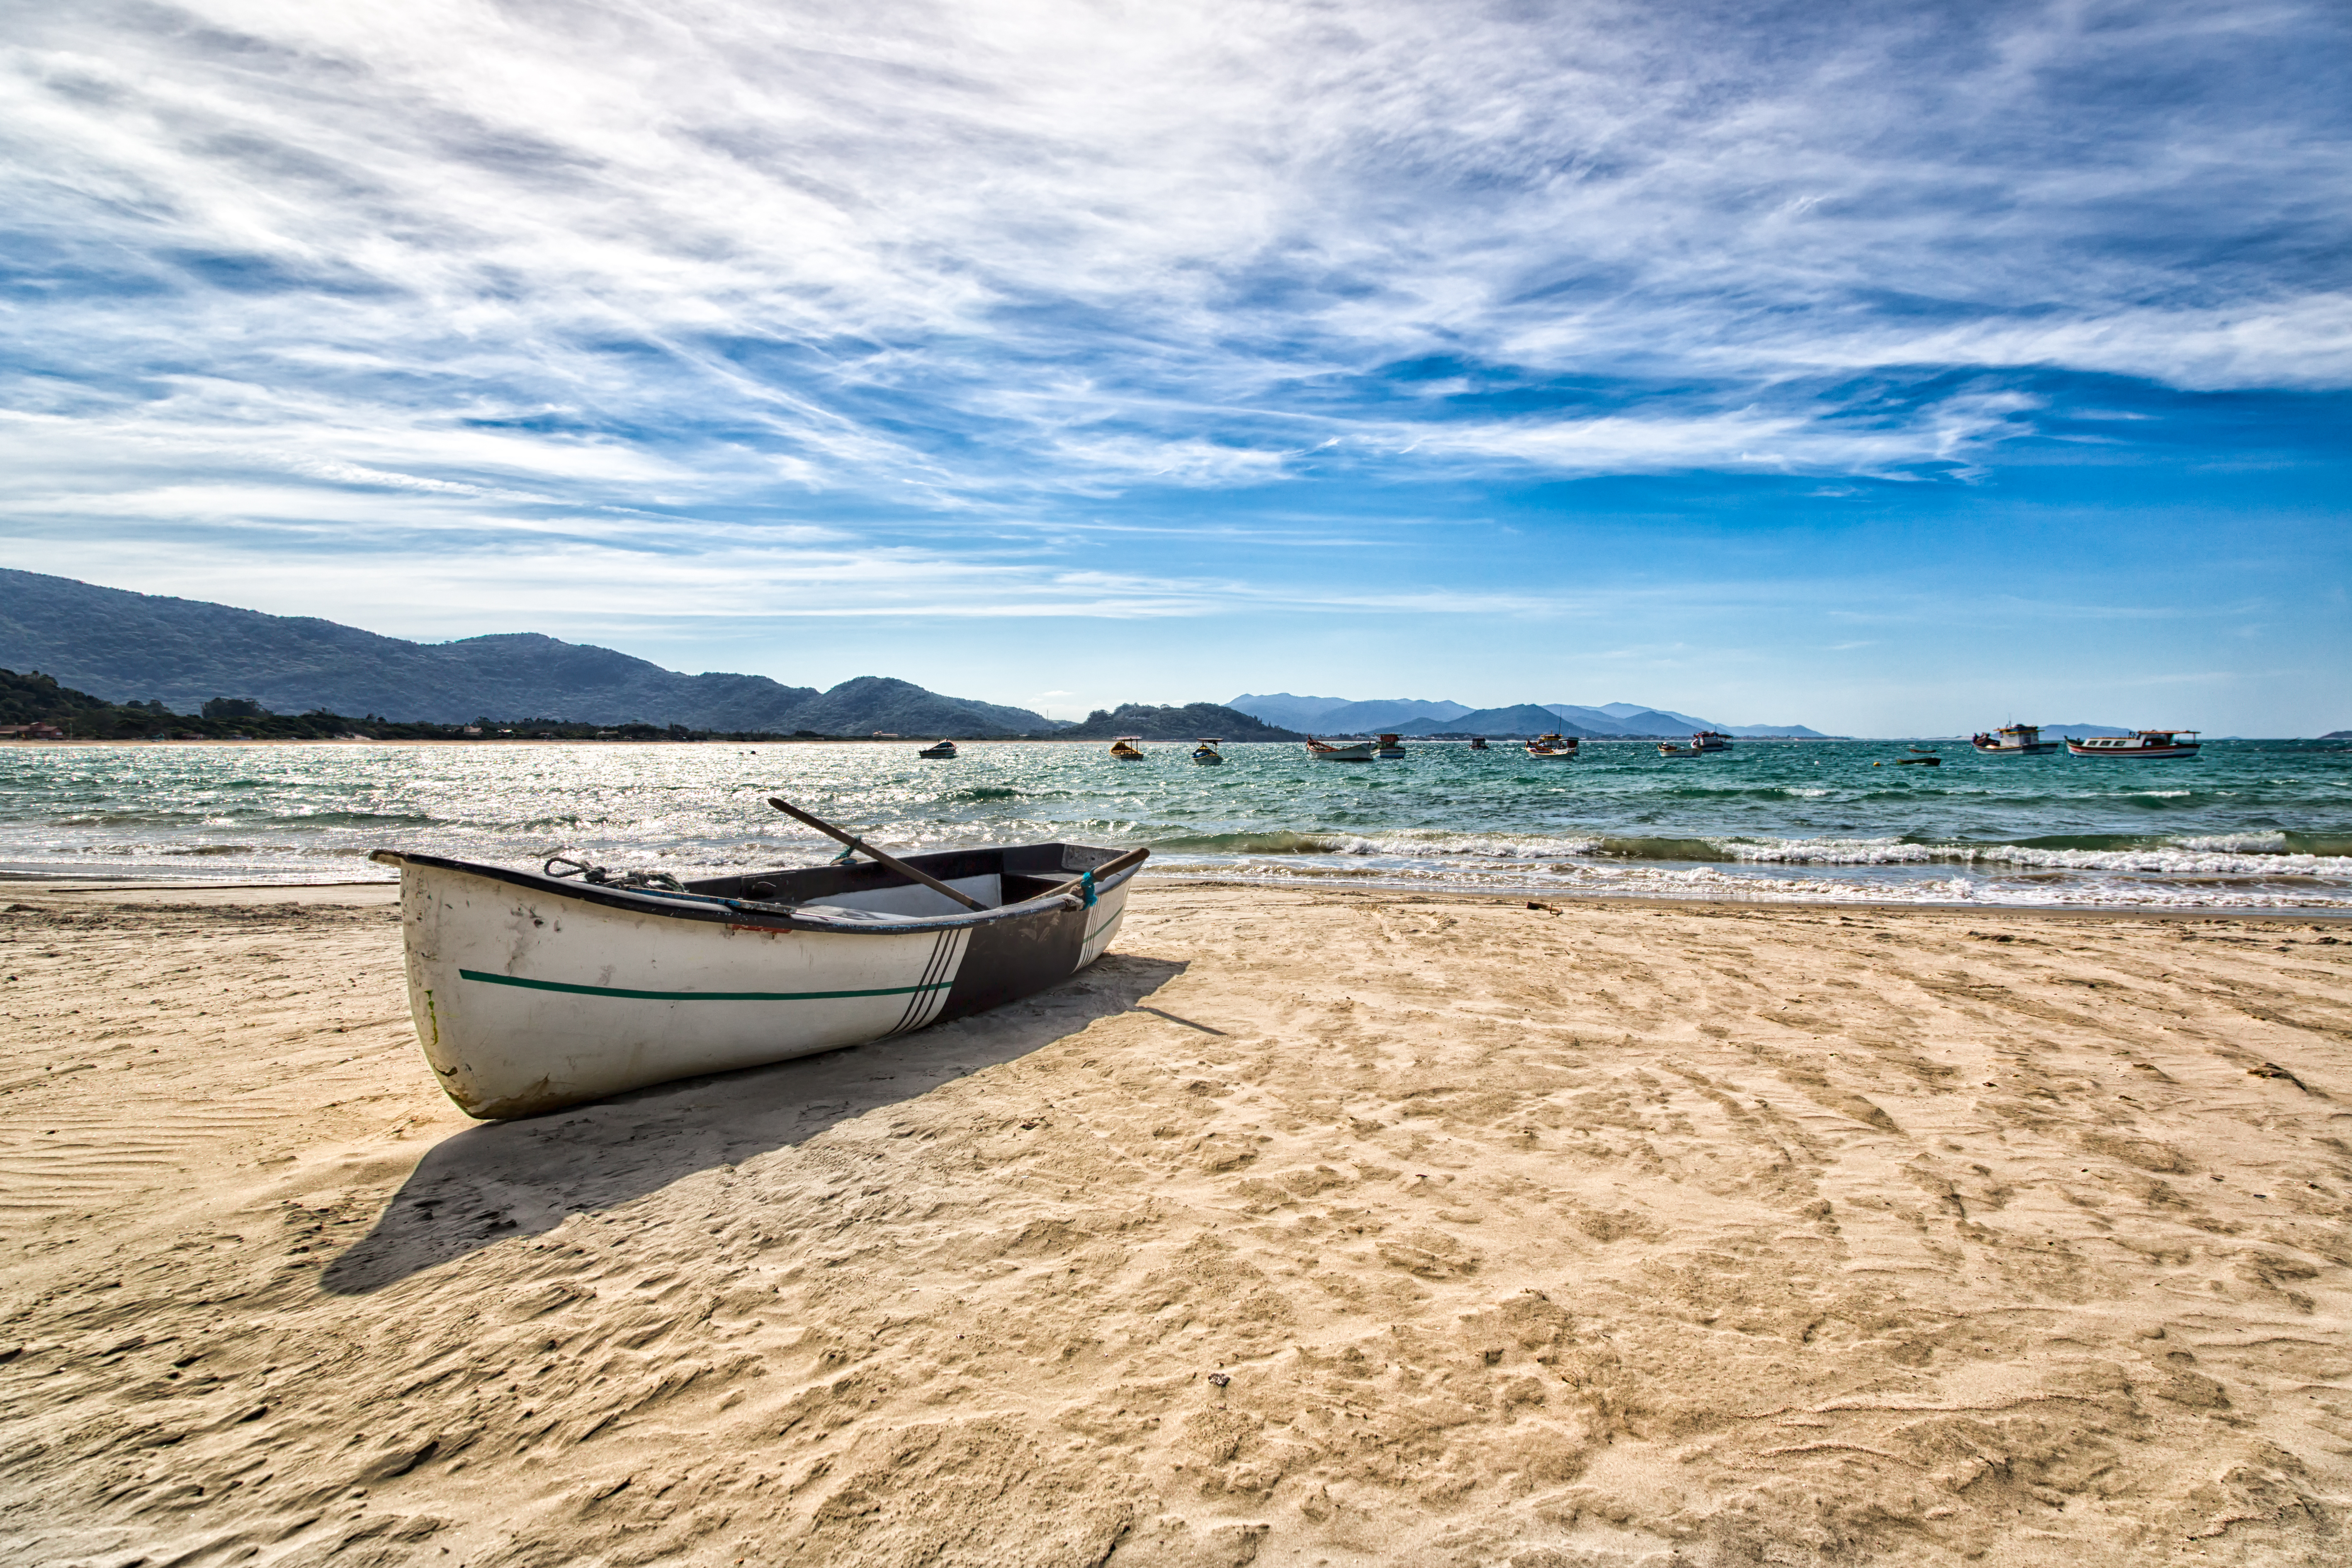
[887, 930, 960, 1035]
[459, 969, 954, 1002]
[885, 939, 931, 1034]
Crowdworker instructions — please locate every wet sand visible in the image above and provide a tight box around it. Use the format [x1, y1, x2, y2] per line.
[2, 883, 2349, 1566]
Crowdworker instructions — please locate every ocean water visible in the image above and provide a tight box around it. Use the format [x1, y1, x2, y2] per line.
[2, 738, 2349, 911]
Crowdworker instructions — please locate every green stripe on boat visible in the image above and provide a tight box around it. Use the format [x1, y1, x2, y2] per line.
[459, 969, 954, 1002]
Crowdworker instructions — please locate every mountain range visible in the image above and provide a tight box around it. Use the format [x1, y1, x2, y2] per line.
[5, 570, 2150, 743]
[0, 570, 1061, 737]
[1229, 692, 1827, 738]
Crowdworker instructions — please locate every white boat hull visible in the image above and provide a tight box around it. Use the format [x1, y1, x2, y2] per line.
[377, 844, 1138, 1118]
[1310, 743, 1377, 761]
[2066, 743, 2200, 759]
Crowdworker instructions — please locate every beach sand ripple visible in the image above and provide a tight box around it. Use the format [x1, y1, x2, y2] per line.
[2, 885, 2348, 1565]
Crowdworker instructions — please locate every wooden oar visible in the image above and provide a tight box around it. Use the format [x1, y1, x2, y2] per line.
[1037, 846, 1151, 903]
[766, 797, 988, 912]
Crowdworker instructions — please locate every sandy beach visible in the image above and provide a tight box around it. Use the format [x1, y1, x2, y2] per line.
[3, 883, 2348, 1566]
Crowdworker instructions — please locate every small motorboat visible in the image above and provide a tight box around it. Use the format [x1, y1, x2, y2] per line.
[2067, 730, 2201, 760]
[1108, 735, 1147, 760]
[1525, 733, 1577, 760]
[916, 739, 957, 759]
[1469, 737, 1489, 750]
[1307, 738, 1377, 762]
[1375, 733, 1407, 759]
[1192, 738, 1224, 765]
[1971, 723, 2058, 755]
[370, 803, 1147, 1119]
[1691, 731, 1732, 752]
[1657, 743, 1699, 759]
[1890, 755, 1941, 767]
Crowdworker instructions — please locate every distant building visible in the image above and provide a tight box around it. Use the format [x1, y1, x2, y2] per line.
[0, 722, 63, 739]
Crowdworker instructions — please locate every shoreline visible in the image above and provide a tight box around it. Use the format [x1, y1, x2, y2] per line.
[5, 869, 2350, 920]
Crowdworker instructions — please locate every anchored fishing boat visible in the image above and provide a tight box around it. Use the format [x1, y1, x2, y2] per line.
[1691, 731, 1732, 752]
[1469, 737, 1489, 750]
[1192, 738, 1224, 765]
[1971, 723, 2058, 755]
[1657, 743, 1699, 759]
[1375, 734, 1407, 759]
[2067, 730, 2202, 760]
[915, 739, 957, 759]
[1524, 733, 1577, 760]
[370, 799, 1148, 1119]
[1108, 735, 1146, 760]
[1307, 738, 1377, 762]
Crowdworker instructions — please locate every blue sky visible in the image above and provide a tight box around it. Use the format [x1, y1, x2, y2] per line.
[2, 0, 2346, 733]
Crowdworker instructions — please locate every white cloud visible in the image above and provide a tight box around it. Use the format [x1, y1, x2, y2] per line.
[0, 0, 2344, 624]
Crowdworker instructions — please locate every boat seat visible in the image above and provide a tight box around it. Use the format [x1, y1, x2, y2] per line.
[793, 904, 933, 925]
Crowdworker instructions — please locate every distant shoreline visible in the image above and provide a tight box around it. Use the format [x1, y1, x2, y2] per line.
[0, 733, 1885, 748]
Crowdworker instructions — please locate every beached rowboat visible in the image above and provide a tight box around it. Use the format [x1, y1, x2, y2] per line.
[368, 838, 1146, 1119]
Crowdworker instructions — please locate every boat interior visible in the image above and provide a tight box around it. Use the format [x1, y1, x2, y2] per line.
[683, 842, 1123, 919]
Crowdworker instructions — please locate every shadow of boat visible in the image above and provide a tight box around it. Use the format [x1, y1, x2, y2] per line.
[321, 953, 1185, 1295]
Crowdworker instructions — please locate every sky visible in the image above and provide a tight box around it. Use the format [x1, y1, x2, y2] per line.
[2, 0, 2347, 734]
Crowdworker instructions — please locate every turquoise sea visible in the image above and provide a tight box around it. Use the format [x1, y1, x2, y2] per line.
[3, 738, 2349, 911]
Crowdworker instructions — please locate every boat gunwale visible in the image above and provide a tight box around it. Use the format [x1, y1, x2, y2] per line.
[369, 845, 1145, 935]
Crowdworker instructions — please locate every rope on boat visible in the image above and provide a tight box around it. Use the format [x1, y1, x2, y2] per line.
[541, 855, 687, 891]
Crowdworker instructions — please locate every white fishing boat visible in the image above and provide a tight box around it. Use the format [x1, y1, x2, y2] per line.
[1307, 738, 1377, 762]
[915, 739, 957, 759]
[2067, 730, 2201, 760]
[1691, 731, 1732, 751]
[368, 831, 1148, 1119]
[1192, 738, 1224, 765]
[1524, 733, 1577, 759]
[1375, 733, 1407, 759]
[1108, 735, 1147, 760]
[1971, 723, 2057, 755]
[1657, 743, 1699, 759]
